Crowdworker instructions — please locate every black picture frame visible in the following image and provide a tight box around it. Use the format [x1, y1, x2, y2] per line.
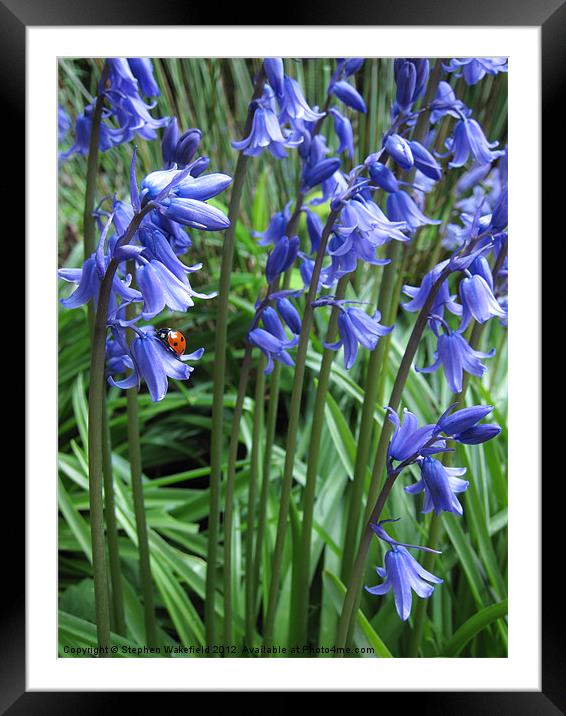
[10, 0, 554, 710]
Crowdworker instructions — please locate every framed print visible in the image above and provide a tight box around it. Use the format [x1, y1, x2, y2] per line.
[8, 0, 554, 708]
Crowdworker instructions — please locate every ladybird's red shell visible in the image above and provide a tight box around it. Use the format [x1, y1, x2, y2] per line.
[167, 330, 186, 356]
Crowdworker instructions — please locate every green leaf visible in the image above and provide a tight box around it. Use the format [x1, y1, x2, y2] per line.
[442, 600, 508, 657]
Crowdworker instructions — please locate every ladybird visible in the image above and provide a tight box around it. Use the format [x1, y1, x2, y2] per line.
[156, 327, 186, 357]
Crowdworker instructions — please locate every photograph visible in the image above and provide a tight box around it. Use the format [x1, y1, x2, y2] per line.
[56, 56, 509, 660]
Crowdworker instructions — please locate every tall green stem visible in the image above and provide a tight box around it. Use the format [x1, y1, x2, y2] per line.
[288, 274, 349, 647]
[126, 382, 158, 647]
[245, 357, 266, 645]
[263, 208, 341, 648]
[101, 400, 126, 635]
[125, 286, 157, 648]
[251, 360, 282, 617]
[223, 344, 253, 646]
[340, 241, 403, 584]
[88, 282, 113, 652]
[207, 74, 266, 646]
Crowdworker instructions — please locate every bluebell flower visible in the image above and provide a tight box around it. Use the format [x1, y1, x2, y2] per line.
[154, 197, 228, 230]
[365, 520, 442, 621]
[387, 190, 441, 231]
[330, 108, 354, 158]
[430, 81, 470, 124]
[106, 335, 134, 375]
[135, 257, 213, 320]
[263, 58, 285, 99]
[127, 58, 161, 97]
[59, 105, 127, 160]
[489, 187, 508, 232]
[366, 159, 400, 193]
[417, 327, 495, 394]
[300, 255, 324, 291]
[141, 167, 232, 203]
[342, 58, 365, 77]
[248, 307, 299, 374]
[443, 57, 508, 85]
[330, 80, 367, 113]
[61, 58, 168, 161]
[402, 260, 462, 319]
[408, 140, 442, 181]
[322, 302, 393, 370]
[302, 157, 342, 190]
[458, 272, 507, 331]
[395, 61, 417, 114]
[279, 76, 325, 124]
[322, 197, 408, 285]
[303, 207, 323, 253]
[456, 424, 501, 444]
[136, 224, 195, 280]
[108, 325, 204, 402]
[253, 205, 291, 247]
[436, 403, 494, 436]
[435, 403, 501, 445]
[406, 456, 469, 516]
[265, 235, 300, 284]
[386, 408, 438, 462]
[59, 253, 141, 310]
[339, 196, 409, 248]
[455, 164, 491, 195]
[394, 59, 429, 112]
[105, 58, 140, 95]
[162, 119, 203, 169]
[448, 119, 505, 167]
[384, 133, 414, 170]
[232, 99, 302, 158]
[276, 297, 302, 334]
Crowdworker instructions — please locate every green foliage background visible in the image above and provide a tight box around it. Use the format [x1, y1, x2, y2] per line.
[58, 58, 508, 657]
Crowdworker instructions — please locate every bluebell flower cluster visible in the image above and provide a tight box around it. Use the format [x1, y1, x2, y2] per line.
[60, 58, 169, 162]
[365, 403, 501, 619]
[60, 133, 232, 401]
[386, 404, 500, 497]
[237, 58, 375, 373]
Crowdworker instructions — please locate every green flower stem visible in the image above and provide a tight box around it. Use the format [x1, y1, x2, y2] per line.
[263, 207, 341, 648]
[206, 74, 266, 647]
[222, 343, 253, 646]
[101, 399, 126, 636]
[126, 379, 158, 648]
[245, 356, 266, 645]
[125, 283, 158, 649]
[87, 205, 154, 652]
[289, 274, 350, 648]
[335, 261, 454, 651]
[340, 241, 403, 585]
[251, 360, 282, 617]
